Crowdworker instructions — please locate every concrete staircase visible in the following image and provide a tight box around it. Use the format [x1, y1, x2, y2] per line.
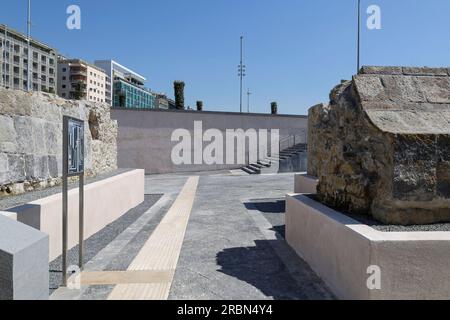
[241, 143, 307, 175]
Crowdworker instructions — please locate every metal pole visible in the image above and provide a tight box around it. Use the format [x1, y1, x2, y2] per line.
[357, 0, 361, 73]
[62, 118, 68, 287]
[79, 174, 84, 269]
[239, 36, 243, 113]
[27, 0, 32, 91]
[247, 89, 251, 113]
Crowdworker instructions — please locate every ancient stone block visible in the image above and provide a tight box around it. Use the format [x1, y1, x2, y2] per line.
[311, 66, 450, 225]
[47, 156, 58, 178]
[14, 117, 35, 154]
[0, 87, 117, 195]
[7, 155, 25, 183]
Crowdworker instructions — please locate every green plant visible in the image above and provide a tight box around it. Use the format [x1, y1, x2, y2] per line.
[72, 81, 87, 100]
[174, 81, 185, 110]
[196, 101, 203, 111]
[271, 102, 278, 115]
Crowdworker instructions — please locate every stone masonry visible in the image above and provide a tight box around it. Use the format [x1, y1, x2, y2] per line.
[0, 88, 117, 198]
[309, 66, 450, 225]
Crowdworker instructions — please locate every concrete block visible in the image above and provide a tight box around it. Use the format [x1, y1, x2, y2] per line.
[0, 214, 49, 300]
[9, 169, 145, 261]
[0, 211, 17, 220]
[286, 193, 450, 300]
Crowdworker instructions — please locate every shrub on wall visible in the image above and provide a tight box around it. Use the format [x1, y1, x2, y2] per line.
[271, 102, 278, 115]
[73, 81, 87, 100]
[174, 81, 185, 110]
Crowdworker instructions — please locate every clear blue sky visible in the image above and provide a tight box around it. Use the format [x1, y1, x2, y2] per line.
[2, 0, 450, 115]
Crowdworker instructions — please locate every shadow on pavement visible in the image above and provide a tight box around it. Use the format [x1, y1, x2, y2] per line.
[216, 239, 332, 300]
[244, 199, 285, 213]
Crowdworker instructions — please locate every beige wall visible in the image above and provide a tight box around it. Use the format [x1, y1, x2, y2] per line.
[111, 108, 308, 174]
[86, 65, 107, 103]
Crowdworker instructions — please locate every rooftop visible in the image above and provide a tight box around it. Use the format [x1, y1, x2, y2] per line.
[0, 24, 56, 53]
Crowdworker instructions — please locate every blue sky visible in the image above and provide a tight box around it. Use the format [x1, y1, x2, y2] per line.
[2, 0, 450, 115]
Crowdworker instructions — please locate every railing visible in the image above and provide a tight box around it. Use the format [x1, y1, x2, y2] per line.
[244, 129, 308, 167]
[278, 130, 308, 155]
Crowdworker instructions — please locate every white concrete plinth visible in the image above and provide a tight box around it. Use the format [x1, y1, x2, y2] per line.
[294, 174, 318, 194]
[6, 169, 145, 262]
[286, 193, 450, 300]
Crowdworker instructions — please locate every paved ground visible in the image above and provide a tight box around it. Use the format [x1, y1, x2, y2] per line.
[51, 172, 334, 300]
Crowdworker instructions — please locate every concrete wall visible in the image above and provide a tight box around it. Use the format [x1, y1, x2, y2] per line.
[111, 108, 308, 174]
[6, 169, 144, 261]
[286, 194, 450, 300]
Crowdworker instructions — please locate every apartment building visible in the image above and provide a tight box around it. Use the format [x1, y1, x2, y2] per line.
[94, 60, 156, 109]
[58, 58, 107, 102]
[0, 24, 57, 93]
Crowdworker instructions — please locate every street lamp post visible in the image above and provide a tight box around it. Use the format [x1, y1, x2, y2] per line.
[247, 88, 251, 113]
[238, 36, 246, 113]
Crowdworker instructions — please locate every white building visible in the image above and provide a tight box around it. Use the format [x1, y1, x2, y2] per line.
[58, 58, 107, 103]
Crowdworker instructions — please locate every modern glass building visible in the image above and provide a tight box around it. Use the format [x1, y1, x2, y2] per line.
[94, 60, 159, 109]
[113, 78, 156, 109]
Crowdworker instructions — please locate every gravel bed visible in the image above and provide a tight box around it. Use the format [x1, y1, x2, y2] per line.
[305, 195, 450, 232]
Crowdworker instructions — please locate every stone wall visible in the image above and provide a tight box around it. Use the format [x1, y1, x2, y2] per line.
[309, 66, 450, 225]
[0, 88, 117, 198]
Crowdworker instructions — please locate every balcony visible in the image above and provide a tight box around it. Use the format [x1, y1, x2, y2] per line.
[70, 67, 87, 76]
[70, 74, 87, 82]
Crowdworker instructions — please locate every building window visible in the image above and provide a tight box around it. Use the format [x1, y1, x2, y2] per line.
[62, 93, 66, 97]
[62, 85, 66, 89]
[62, 76, 66, 80]
[62, 67, 67, 72]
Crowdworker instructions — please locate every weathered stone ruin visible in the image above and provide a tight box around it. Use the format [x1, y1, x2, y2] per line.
[308, 66, 450, 225]
[0, 88, 118, 197]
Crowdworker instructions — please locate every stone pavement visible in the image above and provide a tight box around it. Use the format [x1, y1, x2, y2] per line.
[51, 172, 334, 300]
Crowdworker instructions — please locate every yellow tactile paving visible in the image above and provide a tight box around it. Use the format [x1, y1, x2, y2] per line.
[107, 176, 199, 300]
[80, 270, 175, 286]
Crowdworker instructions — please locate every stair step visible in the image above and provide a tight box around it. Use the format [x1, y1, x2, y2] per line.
[257, 160, 271, 167]
[248, 165, 262, 173]
[242, 167, 258, 175]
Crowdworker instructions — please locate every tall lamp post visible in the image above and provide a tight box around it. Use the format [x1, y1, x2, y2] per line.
[357, 0, 361, 74]
[238, 36, 246, 113]
[247, 88, 251, 113]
